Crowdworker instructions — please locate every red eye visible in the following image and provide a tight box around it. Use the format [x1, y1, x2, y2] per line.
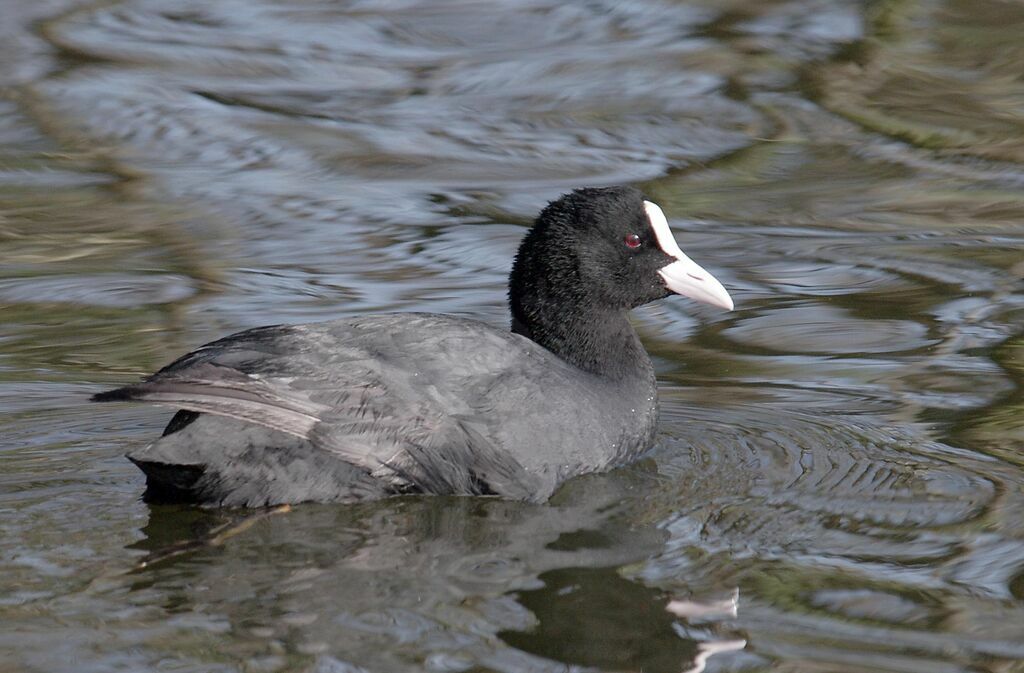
[624, 233, 642, 249]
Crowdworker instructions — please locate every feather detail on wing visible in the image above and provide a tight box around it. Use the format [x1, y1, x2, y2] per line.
[92, 362, 328, 438]
[91, 323, 543, 500]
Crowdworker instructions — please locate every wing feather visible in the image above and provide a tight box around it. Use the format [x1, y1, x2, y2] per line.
[92, 317, 543, 498]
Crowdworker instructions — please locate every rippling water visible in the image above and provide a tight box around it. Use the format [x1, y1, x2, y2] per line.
[1, 0, 1023, 671]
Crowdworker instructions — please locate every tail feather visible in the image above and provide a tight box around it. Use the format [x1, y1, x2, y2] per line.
[92, 386, 142, 403]
[127, 456, 206, 503]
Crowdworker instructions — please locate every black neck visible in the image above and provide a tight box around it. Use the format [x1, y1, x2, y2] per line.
[510, 290, 652, 382]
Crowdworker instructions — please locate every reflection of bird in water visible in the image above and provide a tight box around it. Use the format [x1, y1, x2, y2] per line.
[500, 566, 744, 673]
[681, 639, 747, 673]
[116, 477, 743, 673]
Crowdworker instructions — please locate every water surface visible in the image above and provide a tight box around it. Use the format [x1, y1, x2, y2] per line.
[1, 0, 1023, 671]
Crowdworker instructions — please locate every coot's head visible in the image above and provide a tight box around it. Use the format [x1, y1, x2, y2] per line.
[509, 186, 732, 329]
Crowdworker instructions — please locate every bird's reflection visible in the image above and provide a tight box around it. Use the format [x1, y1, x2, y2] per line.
[500, 566, 744, 673]
[123, 468, 744, 671]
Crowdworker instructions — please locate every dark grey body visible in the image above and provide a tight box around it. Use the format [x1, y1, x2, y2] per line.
[118, 314, 659, 506]
[95, 187, 724, 507]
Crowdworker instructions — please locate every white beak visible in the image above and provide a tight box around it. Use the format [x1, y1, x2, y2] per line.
[644, 201, 734, 311]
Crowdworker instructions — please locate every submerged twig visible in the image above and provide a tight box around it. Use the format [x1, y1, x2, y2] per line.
[134, 504, 292, 570]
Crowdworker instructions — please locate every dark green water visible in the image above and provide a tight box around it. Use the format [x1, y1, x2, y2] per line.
[1, 0, 1022, 671]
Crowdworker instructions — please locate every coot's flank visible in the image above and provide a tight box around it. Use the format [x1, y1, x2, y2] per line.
[93, 186, 733, 506]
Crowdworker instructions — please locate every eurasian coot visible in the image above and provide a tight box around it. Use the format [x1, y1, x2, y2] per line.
[93, 186, 732, 506]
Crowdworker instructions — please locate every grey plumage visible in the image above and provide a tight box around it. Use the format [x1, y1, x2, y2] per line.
[101, 314, 657, 506]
